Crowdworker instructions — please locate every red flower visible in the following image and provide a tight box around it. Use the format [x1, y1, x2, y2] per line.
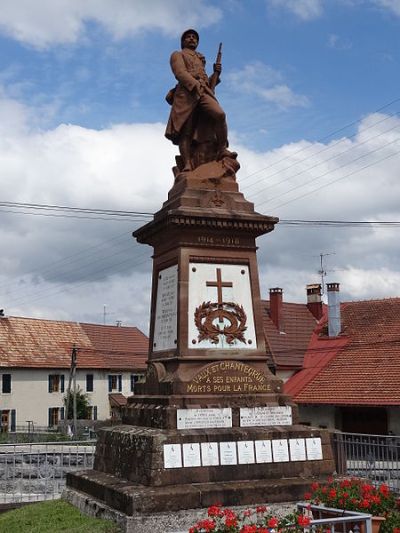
[267, 517, 278, 528]
[297, 514, 311, 527]
[243, 509, 252, 517]
[360, 498, 370, 509]
[197, 519, 216, 532]
[340, 479, 351, 488]
[311, 482, 320, 491]
[225, 516, 238, 528]
[328, 488, 337, 499]
[256, 505, 267, 513]
[207, 505, 223, 517]
[379, 484, 390, 496]
[240, 526, 257, 533]
[257, 529, 268, 533]
[304, 492, 312, 500]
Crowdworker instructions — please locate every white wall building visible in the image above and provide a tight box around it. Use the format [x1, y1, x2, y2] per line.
[0, 316, 148, 431]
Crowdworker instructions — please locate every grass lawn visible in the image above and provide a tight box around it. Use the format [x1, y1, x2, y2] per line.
[0, 499, 121, 532]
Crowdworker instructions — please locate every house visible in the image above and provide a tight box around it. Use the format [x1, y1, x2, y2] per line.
[261, 285, 322, 382]
[0, 315, 148, 431]
[284, 284, 400, 435]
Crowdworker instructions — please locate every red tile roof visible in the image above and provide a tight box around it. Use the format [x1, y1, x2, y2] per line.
[0, 316, 148, 370]
[285, 298, 400, 406]
[262, 299, 318, 370]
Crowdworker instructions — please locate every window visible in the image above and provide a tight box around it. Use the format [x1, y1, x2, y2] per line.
[130, 374, 141, 393]
[86, 374, 94, 392]
[48, 407, 64, 427]
[0, 409, 16, 432]
[87, 406, 98, 420]
[108, 374, 122, 392]
[1, 374, 11, 393]
[48, 374, 64, 393]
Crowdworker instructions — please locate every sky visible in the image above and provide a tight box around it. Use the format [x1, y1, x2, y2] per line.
[0, 0, 399, 333]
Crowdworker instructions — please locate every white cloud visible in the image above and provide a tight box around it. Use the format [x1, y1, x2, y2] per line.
[372, 0, 400, 16]
[267, 0, 323, 20]
[1, 89, 400, 326]
[328, 34, 352, 50]
[0, 0, 222, 48]
[226, 61, 309, 110]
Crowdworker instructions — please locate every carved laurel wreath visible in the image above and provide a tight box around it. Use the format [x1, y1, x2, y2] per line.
[194, 301, 247, 345]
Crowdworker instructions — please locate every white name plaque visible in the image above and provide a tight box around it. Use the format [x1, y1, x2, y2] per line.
[177, 408, 232, 430]
[163, 444, 182, 469]
[255, 440, 273, 463]
[238, 441, 255, 464]
[220, 442, 238, 465]
[183, 443, 201, 467]
[240, 406, 292, 427]
[289, 438, 306, 461]
[201, 442, 219, 466]
[306, 437, 323, 460]
[153, 265, 178, 352]
[272, 439, 290, 462]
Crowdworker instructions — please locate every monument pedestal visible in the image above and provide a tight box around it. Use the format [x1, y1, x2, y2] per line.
[67, 164, 334, 522]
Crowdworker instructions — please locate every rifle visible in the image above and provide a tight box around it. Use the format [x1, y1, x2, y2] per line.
[209, 42, 222, 92]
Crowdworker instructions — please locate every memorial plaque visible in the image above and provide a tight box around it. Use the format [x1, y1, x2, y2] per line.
[237, 440, 255, 464]
[201, 442, 219, 466]
[163, 444, 182, 469]
[177, 408, 232, 429]
[255, 440, 273, 463]
[289, 438, 306, 461]
[220, 441, 238, 465]
[240, 406, 292, 427]
[183, 443, 201, 467]
[272, 439, 289, 462]
[306, 437, 323, 460]
[188, 263, 257, 350]
[186, 360, 271, 395]
[153, 264, 178, 352]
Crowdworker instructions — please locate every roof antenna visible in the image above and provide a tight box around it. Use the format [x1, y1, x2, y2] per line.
[318, 252, 335, 295]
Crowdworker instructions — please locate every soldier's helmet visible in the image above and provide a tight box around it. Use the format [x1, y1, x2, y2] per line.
[181, 29, 199, 48]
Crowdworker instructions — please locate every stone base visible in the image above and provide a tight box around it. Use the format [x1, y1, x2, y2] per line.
[91, 424, 333, 487]
[66, 471, 324, 516]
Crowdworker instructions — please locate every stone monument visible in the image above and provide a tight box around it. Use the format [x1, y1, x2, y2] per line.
[66, 30, 334, 523]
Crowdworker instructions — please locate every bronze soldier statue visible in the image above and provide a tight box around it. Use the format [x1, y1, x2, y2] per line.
[165, 29, 235, 174]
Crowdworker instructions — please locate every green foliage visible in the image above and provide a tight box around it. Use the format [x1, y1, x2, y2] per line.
[0, 499, 121, 532]
[64, 386, 91, 419]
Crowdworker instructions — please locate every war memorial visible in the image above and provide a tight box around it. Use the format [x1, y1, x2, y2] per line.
[66, 29, 334, 530]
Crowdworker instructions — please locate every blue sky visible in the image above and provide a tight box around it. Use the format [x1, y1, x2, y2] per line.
[0, 0, 399, 328]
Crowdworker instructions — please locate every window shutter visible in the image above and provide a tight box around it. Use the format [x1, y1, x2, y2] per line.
[86, 374, 93, 392]
[93, 406, 97, 420]
[0, 410, 2, 430]
[60, 407, 65, 420]
[118, 375, 122, 392]
[2, 374, 11, 394]
[108, 375, 112, 393]
[60, 375, 65, 393]
[48, 375, 52, 393]
[130, 374, 134, 392]
[48, 408, 52, 427]
[11, 410, 16, 431]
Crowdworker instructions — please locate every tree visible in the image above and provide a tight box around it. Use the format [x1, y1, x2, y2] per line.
[63, 387, 91, 419]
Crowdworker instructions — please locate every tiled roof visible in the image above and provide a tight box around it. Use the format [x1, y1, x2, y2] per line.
[261, 300, 318, 370]
[0, 316, 148, 370]
[285, 298, 400, 406]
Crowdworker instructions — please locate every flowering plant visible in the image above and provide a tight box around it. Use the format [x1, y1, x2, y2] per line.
[304, 477, 398, 517]
[189, 504, 323, 532]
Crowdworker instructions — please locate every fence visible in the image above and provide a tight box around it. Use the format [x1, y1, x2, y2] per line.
[297, 503, 373, 532]
[0, 440, 95, 503]
[332, 431, 400, 493]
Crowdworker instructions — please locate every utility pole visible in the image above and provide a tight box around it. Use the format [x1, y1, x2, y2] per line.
[65, 344, 78, 437]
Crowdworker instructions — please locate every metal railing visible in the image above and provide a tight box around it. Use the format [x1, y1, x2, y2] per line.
[297, 503, 373, 532]
[332, 431, 400, 493]
[0, 440, 96, 503]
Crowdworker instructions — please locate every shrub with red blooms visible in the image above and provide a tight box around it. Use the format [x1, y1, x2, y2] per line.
[304, 477, 400, 533]
[189, 503, 323, 532]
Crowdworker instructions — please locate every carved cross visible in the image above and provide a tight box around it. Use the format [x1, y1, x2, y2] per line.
[206, 267, 233, 323]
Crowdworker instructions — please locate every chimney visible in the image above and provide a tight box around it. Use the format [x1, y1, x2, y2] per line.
[269, 288, 283, 330]
[327, 282, 341, 337]
[306, 284, 323, 320]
